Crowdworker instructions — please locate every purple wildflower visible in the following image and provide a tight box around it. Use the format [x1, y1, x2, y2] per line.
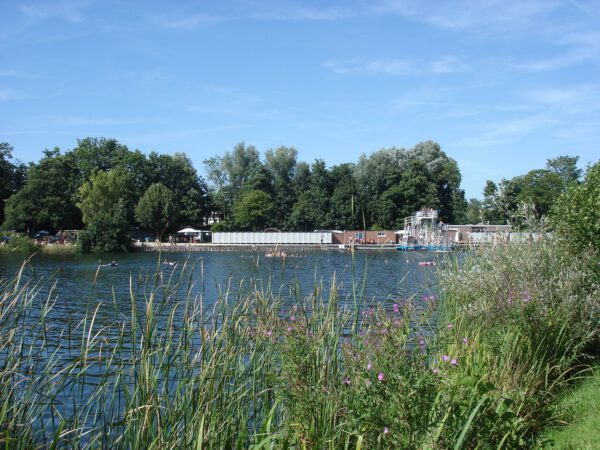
[384, 427, 389, 435]
[451, 358, 458, 366]
[432, 368, 440, 374]
[447, 323, 453, 329]
[343, 377, 351, 385]
[419, 339, 426, 347]
[462, 337, 468, 345]
[367, 361, 372, 370]
[287, 326, 292, 332]
[442, 355, 449, 362]
[378, 372, 385, 381]
[265, 330, 272, 337]
[393, 303, 399, 313]
[290, 315, 296, 322]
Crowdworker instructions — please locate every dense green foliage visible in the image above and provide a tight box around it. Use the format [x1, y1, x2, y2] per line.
[3, 148, 77, 233]
[551, 160, 600, 257]
[3, 136, 585, 251]
[135, 183, 177, 240]
[0, 234, 40, 253]
[76, 169, 134, 252]
[479, 155, 582, 227]
[0, 143, 26, 226]
[1, 137, 472, 251]
[1, 138, 210, 252]
[205, 140, 466, 231]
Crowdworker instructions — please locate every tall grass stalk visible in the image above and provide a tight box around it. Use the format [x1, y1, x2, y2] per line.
[0, 239, 597, 448]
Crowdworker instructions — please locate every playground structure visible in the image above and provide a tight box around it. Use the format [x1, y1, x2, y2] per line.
[397, 209, 452, 251]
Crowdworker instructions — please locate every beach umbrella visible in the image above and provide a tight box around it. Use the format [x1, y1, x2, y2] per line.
[177, 227, 200, 234]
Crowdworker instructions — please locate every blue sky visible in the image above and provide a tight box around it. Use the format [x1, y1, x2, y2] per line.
[1, 0, 599, 198]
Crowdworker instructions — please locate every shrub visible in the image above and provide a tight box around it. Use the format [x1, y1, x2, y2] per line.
[436, 239, 600, 446]
[0, 234, 40, 253]
[551, 160, 600, 256]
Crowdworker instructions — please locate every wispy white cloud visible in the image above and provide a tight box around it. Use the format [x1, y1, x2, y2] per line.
[429, 56, 469, 74]
[376, 0, 564, 34]
[156, 13, 223, 30]
[19, 1, 88, 24]
[516, 29, 600, 71]
[455, 115, 559, 148]
[323, 56, 468, 75]
[183, 85, 287, 119]
[121, 125, 251, 146]
[520, 84, 600, 113]
[0, 87, 27, 101]
[19, 115, 164, 128]
[0, 69, 43, 79]
[250, 5, 354, 21]
[323, 58, 414, 75]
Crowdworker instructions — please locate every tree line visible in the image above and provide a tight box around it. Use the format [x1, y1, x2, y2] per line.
[204, 140, 465, 231]
[467, 155, 583, 228]
[0, 138, 209, 252]
[0, 137, 586, 252]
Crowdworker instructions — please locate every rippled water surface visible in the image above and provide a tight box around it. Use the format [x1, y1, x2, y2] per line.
[0, 249, 443, 310]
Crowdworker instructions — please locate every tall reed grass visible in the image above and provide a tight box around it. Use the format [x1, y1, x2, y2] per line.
[0, 240, 597, 448]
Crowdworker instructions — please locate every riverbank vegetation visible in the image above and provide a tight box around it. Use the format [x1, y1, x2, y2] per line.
[0, 235, 597, 448]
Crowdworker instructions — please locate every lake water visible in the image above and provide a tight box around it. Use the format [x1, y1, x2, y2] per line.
[0, 249, 442, 314]
[0, 249, 444, 437]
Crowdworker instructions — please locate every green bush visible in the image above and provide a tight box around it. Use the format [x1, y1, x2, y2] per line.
[551, 160, 600, 256]
[0, 234, 40, 253]
[210, 220, 230, 232]
[437, 240, 600, 446]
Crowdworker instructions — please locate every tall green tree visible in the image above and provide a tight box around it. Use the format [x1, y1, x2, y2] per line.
[374, 160, 438, 229]
[204, 142, 263, 222]
[290, 160, 331, 230]
[135, 183, 176, 240]
[232, 189, 274, 231]
[482, 180, 505, 224]
[146, 152, 209, 228]
[0, 142, 26, 226]
[328, 163, 359, 230]
[3, 149, 80, 232]
[354, 147, 404, 225]
[516, 169, 563, 217]
[76, 169, 134, 252]
[551, 161, 600, 256]
[546, 155, 582, 189]
[265, 146, 297, 227]
[411, 140, 463, 222]
[69, 137, 130, 187]
[354, 141, 461, 227]
[465, 198, 484, 224]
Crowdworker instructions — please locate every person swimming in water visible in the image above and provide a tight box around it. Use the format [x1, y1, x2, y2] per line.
[100, 260, 118, 267]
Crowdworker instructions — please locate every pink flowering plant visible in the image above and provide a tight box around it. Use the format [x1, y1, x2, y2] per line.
[338, 299, 441, 448]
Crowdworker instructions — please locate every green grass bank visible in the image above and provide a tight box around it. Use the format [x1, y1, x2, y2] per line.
[538, 367, 600, 449]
